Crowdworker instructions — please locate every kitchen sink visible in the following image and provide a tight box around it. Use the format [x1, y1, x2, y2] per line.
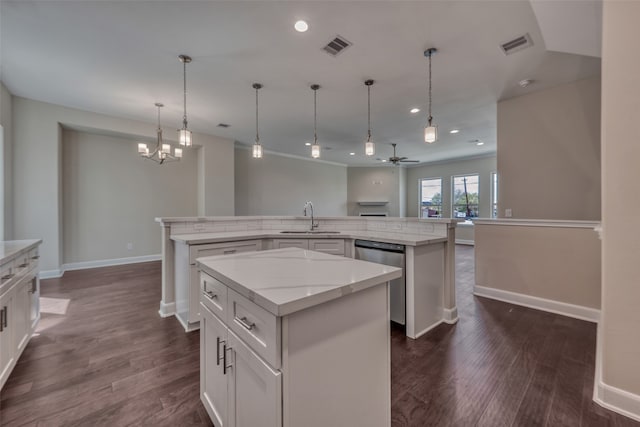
[279, 230, 341, 234]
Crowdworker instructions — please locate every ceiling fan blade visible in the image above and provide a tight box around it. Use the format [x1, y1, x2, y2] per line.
[400, 159, 420, 163]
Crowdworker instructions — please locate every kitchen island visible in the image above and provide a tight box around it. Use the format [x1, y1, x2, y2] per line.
[197, 247, 402, 427]
[157, 216, 459, 339]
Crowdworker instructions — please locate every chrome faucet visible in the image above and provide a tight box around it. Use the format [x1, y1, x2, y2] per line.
[303, 201, 319, 231]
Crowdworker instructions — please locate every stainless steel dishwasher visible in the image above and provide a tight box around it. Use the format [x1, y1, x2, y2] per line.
[354, 239, 405, 325]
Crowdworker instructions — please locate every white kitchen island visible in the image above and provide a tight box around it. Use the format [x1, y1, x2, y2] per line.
[197, 247, 402, 427]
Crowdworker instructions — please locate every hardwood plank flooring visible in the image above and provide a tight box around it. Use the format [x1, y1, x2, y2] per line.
[1, 246, 637, 426]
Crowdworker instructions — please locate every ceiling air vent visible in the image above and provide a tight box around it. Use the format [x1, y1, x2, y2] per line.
[217, 123, 230, 128]
[323, 35, 352, 57]
[500, 33, 533, 55]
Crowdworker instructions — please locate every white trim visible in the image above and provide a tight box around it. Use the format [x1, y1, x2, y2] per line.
[175, 312, 200, 332]
[62, 254, 161, 272]
[473, 218, 600, 229]
[593, 323, 640, 422]
[473, 285, 600, 323]
[158, 301, 176, 318]
[455, 239, 474, 246]
[443, 307, 459, 324]
[40, 269, 64, 279]
[412, 320, 445, 339]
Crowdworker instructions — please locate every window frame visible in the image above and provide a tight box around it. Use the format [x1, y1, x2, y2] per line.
[418, 177, 443, 218]
[451, 173, 480, 219]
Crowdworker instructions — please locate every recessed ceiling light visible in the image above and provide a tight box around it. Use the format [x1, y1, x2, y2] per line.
[450, 129, 459, 134]
[305, 142, 311, 146]
[410, 108, 420, 114]
[349, 152, 355, 156]
[381, 159, 387, 162]
[519, 79, 534, 88]
[294, 20, 308, 32]
[477, 142, 484, 146]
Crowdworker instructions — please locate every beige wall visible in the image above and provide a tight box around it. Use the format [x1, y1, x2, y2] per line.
[235, 147, 347, 216]
[497, 76, 601, 220]
[0, 82, 12, 240]
[406, 156, 497, 219]
[347, 167, 405, 217]
[62, 130, 198, 263]
[600, 0, 640, 399]
[12, 97, 234, 273]
[475, 223, 601, 309]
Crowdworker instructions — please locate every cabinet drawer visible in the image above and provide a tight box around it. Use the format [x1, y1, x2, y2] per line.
[0, 262, 16, 290]
[271, 239, 309, 250]
[308, 239, 345, 256]
[227, 288, 281, 369]
[190, 240, 261, 265]
[200, 273, 228, 322]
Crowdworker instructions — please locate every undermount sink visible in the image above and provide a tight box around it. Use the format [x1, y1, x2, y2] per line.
[279, 230, 341, 234]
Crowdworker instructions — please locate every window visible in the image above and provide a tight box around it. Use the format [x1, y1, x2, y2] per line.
[420, 178, 442, 218]
[491, 172, 498, 218]
[452, 174, 479, 219]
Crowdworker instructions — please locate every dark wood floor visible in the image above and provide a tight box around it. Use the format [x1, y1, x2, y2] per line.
[1, 246, 637, 426]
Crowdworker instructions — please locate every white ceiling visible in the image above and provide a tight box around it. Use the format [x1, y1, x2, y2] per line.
[0, 1, 601, 166]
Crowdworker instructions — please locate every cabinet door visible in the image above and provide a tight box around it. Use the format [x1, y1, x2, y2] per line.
[271, 239, 309, 250]
[228, 330, 282, 427]
[0, 289, 15, 388]
[200, 303, 229, 427]
[13, 277, 31, 354]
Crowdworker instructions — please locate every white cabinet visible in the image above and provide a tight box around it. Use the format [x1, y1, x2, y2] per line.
[271, 239, 308, 250]
[0, 240, 41, 391]
[201, 301, 282, 427]
[271, 238, 345, 256]
[175, 240, 262, 332]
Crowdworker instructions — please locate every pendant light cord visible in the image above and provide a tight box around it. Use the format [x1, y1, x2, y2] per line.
[428, 52, 433, 126]
[367, 84, 372, 141]
[313, 88, 317, 144]
[183, 60, 188, 128]
[255, 86, 260, 143]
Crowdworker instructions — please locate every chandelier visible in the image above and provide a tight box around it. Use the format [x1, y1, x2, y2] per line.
[138, 103, 182, 164]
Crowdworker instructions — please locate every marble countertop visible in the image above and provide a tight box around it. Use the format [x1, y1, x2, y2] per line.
[197, 247, 402, 316]
[171, 230, 447, 246]
[0, 240, 42, 265]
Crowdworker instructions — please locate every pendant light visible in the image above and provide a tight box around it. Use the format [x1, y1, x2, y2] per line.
[252, 83, 263, 158]
[310, 84, 321, 158]
[364, 79, 375, 156]
[178, 54, 193, 147]
[138, 103, 182, 164]
[424, 48, 438, 143]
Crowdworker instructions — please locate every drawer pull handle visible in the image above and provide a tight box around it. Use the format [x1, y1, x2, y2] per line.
[235, 316, 255, 331]
[2, 306, 7, 328]
[1, 273, 15, 281]
[0, 308, 3, 332]
[216, 337, 225, 366]
[18, 263, 29, 268]
[204, 291, 217, 300]
[31, 255, 40, 260]
[223, 249, 237, 255]
[223, 344, 233, 375]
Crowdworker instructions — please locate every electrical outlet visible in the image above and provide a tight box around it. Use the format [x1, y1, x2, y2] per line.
[505, 208, 512, 218]
[126, 242, 133, 250]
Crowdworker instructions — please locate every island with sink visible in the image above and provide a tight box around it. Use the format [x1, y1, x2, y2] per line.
[157, 215, 459, 339]
[196, 247, 402, 426]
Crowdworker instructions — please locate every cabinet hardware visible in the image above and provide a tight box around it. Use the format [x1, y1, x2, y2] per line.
[204, 291, 217, 300]
[1, 273, 15, 281]
[223, 344, 233, 375]
[18, 263, 29, 268]
[31, 255, 40, 260]
[235, 316, 255, 331]
[223, 249, 236, 255]
[29, 278, 37, 294]
[2, 305, 7, 328]
[0, 308, 3, 332]
[216, 337, 226, 366]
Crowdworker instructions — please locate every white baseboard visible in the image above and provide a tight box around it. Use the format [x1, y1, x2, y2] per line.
[412, 320, 444, 339]
[40, 269, 64, 279]
[455, 239, 475, 246]
[63, 254, 161, 272]
[175, 312, 200, 332]
[158, 301, 176, 318]
[473, 285, 600, 323]
[443, 307, 459, 324]
[593, 323, 640, 422]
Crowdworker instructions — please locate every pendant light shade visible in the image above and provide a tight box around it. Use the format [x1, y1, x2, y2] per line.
[139, 103, 181, 164]
[424, 48, 438, 144]
[310, 84, 321, 159]
[178, 54, 193, 147]
[364, 79, 375, 156]
[252, 83, 263, 159]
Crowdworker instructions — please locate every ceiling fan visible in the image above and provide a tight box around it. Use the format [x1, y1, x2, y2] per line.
[379, 143, 420, 165]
